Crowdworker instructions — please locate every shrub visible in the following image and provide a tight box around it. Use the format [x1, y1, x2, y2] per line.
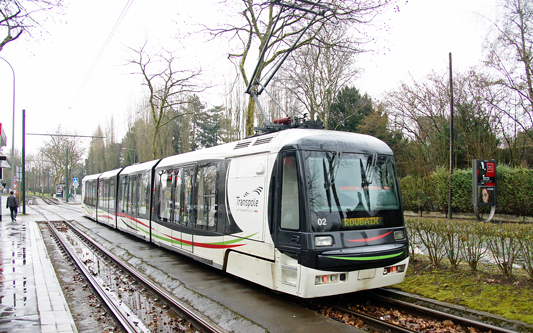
[400, 165, 533, 217]
[517, 225, 533, 279]
[442, 220, 463, 270]
[409, 218, 447, 268]
[459, 222, 489, 271]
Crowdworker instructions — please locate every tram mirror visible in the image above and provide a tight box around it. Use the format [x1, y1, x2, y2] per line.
[472, 159, 497, 206]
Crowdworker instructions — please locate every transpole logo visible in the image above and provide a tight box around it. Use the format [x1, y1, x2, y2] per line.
[236, 186, 263, 212]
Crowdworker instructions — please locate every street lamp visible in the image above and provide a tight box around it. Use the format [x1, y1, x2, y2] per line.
[0, 57, 15, 191]
[122, 147, 136, 164]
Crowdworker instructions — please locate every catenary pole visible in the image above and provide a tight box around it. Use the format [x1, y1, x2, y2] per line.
[22, 109, 26, 214]
[448, 53, 454, 219]
[66, 148, 69, 203]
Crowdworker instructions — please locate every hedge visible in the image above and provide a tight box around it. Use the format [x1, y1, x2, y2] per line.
[399, 166, 533, 217]
[406, 218, 533, 278]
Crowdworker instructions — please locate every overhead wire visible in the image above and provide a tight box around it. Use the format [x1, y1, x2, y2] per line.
[70, 0, 135, 108]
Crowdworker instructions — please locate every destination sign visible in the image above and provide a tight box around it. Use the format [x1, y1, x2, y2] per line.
[343, 217, 384, 228]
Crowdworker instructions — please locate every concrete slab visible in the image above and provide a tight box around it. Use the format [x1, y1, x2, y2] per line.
[1, 203, 77, 332]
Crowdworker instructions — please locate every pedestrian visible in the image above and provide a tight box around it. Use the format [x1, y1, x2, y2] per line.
[6, 191, 19, 222]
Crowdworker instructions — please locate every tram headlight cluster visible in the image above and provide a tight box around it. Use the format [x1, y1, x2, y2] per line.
[383, 264, 406, 275]
[394, 230, 405, 240]
[315, 235, 334, 247]
[315, 273, 347, 285]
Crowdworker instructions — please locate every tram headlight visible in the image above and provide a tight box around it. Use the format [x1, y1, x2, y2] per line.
[394, 230, 405, 240]
[315, 235, 333, 247]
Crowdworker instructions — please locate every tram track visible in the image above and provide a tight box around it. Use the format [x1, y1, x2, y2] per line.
[28, 204, 227, 333]
[312, 288, 526, 333]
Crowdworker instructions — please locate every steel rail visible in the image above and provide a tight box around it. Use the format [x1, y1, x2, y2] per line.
[326, 303, 417, 333]
[46, 220, 150, 333]
[63, 220, 226, 333]
[369, 289, 526, 333]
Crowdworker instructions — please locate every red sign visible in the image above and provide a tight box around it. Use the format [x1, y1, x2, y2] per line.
[486, 162, 495, 177]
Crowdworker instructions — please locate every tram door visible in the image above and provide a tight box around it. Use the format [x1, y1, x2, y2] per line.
[171, 167, 195, 253]
[274, 151, 302, 255]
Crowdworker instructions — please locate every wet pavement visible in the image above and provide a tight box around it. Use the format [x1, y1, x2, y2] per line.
[0, 202, 77, 333]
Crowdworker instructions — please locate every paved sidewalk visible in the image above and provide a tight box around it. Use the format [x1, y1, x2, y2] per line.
[0, 206, 77, 332]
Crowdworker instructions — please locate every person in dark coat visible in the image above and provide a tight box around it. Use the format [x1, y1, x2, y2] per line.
[6, 191, 19, 221]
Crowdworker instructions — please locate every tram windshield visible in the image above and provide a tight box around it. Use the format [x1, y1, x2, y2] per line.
[304, 151, 402, 232]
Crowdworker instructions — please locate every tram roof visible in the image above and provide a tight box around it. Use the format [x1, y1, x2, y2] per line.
[99, 168, 123, 179]
[120, 159, 160, 175]
[156, 129, 393, 169]
[82, 173, 101, 182]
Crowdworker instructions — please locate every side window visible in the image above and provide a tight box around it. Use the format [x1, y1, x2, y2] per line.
[103, 179, 109, 212]
[139, 172, 149, 216]
[157, 171, 173, 222]
[98, 180, 103, 210]
[196, 163, 217, 231]
[280, 153, 300, 230]
[183, 168, 195, 226]
[93, 181, 97, 207]
[172, 169, 182, 224]
[133, 175, 140, 216]
[109, 179, 116, 214]
[120, 176, 130, 214]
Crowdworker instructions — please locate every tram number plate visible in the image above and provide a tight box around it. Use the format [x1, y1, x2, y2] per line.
[342, 217, 383, 228]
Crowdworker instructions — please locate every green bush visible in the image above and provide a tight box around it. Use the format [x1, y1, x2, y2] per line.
[517, 225, 533, 279]
[400, 165, 533, 217]
[406, 218, 533, 278]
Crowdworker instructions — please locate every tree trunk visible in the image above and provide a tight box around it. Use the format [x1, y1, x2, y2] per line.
[246, 95, 256, 137]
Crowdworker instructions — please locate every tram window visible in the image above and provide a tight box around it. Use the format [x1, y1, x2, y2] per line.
[89, 181, 94, 206]
[157, 171, 172, 222]
[139, 172, 149, 216]
[120, 176, 129, 214]
[172, 169, 182, 224]
[104, 179, 109, 212]
[98, 181, 103, 210]
[93, 181, 97, 207]
[134, 174, 140, 216]
[196, 163, 217, 231]
[305, 151, 402, 231]
[109, 179, 116, 213]
[183, 168, 195, 226]
[280, 154, 300, 230]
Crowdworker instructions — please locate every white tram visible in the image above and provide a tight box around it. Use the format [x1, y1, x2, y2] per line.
[82, 128, 409, 298]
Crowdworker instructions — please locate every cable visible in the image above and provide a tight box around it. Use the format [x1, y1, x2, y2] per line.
[70, 0, 135, 108]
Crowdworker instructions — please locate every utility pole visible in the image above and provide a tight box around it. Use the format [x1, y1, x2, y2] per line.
[22, 109, 26, 214]
[448, 53, 454, 219]
[66, 148, 69, 203]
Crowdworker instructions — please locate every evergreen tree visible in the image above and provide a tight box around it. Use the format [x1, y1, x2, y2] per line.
[328, 87, 373, 132]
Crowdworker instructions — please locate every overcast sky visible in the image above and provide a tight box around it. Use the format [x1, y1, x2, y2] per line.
[0, 0, 498, 156]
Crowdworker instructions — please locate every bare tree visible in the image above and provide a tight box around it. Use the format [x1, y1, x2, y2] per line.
[484, 0, 533, 142]
[279, 25, 359, 124]
[39, 126, 85, 194]
[1, 0, 63, 52]
[129, 42, 204, 159]
[385, 69, 501, 174]
[208, 0, 393, 136]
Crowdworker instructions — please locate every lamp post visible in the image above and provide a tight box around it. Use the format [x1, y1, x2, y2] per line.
[122, 147, 136, 164]
[0, 57, 15, 191]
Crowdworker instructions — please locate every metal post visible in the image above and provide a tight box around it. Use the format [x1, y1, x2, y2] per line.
[448, 53, 454, 219]
[22, 109, 25, 214]
[66, 148, 69, 203]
